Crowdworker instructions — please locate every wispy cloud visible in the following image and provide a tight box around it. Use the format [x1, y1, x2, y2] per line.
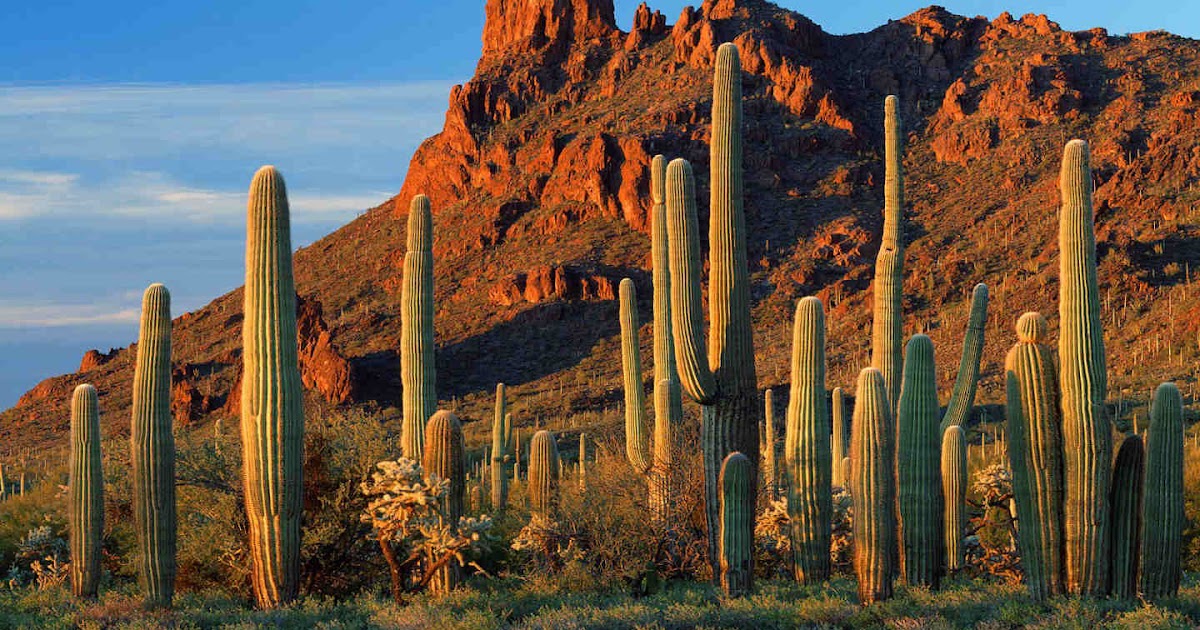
[0, 302, 139, 328]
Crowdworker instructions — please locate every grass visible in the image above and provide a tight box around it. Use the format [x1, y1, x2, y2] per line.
[2, 574, 1198, 629]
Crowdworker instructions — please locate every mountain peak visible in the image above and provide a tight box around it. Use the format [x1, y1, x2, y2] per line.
[481, 0, 618, 59]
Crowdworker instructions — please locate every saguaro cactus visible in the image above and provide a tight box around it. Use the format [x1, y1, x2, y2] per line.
[719, 452, 753, 597]
[851, 368, 895, 603]
[784, 296, 831, 584]
[941, 426, 967, 571]
[401, 194, 437, 459]
[130, 283, 177, 607]
[763, 388, 777, 498]
[423, 410, 464, 595]
[941, 283, 989, 432]
[490, 384, 512, 510]
[650, 152, 683, 521]
[871, 95, 905, 412]
[897, 334, 942, 588]
[831, 387, 847, 487]
[665, 44, 759, 578]
[1004, 312, 1065, 599]
[241, 165, 304, 608]
[578, 432, 587, 492]
[1057, 140, 1110, 596]
[1108, 435, 1143, 599]
[528, 430, 559, 516]
[70, 384, 103, 599]
[1140, 382, 1184, 599]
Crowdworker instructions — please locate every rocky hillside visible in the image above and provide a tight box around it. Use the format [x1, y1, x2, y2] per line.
[7, 0, 1200, 453]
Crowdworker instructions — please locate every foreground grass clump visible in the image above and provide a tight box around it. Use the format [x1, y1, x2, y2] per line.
[2, 575, 1198, 629]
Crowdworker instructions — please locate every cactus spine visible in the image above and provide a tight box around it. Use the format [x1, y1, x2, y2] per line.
[871, 95, 905, 412]
[69, 384, 103, 599]
[1004, 312, 1065, 598]
[1140, 382, 1183, 598]
[130, 283, 177, 607]
[665, 44, 758, 578]
[528, 430, 559, 516]
[719, 452, 753, 597]
[941, 283, 989, 432]
[851, 368, 895, 603]
[941, 425, 967, 571]
[784, 297, 830, 583]
[1108, 435, 1143, 599]
[401, 194, 437, 460]
[831, 387, 847, 487]
[490, 384, 512, 510]
[423, 410, 464, 594]
[1057, 140, 1110, 596]
[896, 334, 942, 588]
[763, 388, 777, 498]
[241, 165, 304, 608]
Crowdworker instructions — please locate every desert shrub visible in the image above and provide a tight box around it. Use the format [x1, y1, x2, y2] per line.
[0, 477, 66, 578]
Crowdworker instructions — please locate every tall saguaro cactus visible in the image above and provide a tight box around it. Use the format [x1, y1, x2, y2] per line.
[130, 283, 177, 607]
[1004, 312, 1065, 599]
[650, 153, 683, 521]
[528, 430, 559, 516]
[241, 165, 304, 608]
[719, 452, 753, 597]
[1108, 435, 1143, 599]
[69, 384, 103, 599]
[851, 368, 895, 603]
[665, 44, 758, 579]
[941, 283, 989, 432]
[897, 334, 942, 588]
[831, 387, 847, 487]
[941, 425, 967, 571]
[1140, 382, 1184, 599]
[401, 194, 437, 459]
[491, 384, 512, 510]
[784, 297, 830, 583]
[871, 95, 905, 412]
[1057, 140, 1111, 596]
[423, 410, 465, 595]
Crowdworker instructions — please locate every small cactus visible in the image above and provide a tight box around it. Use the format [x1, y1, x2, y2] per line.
[784, 297, 830, 583]
[941, 426, 967, 571]
[1140, 383, 1184, 599]
[1108, 435, 1143, 599]
[401, 194, 437, 460]
[69, 384, 103, 599]
[896, 334, 942, 588]
[578, 433, 587, 492]
[423, 410, 464, 595]
[490, 384, 512, 510]
[870, 95, 905, 412]
[851, 368, 895, 603]
[763, 388, 778, 498]
[130, 283, 177, 607]
[831, 387, 847, 487]
[241, 165, 304, 608]
[941, 283, 989, 433]
[528, 430, 559, 516]
[719, 452, 753, 597]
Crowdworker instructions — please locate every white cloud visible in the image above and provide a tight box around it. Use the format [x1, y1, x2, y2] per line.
[0, 302, 139, 328]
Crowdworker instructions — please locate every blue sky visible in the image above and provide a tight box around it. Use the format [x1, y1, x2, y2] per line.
[1, 0, 1195, 408]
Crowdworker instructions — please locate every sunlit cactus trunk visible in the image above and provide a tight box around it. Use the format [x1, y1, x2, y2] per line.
[896, 334, 942, 588]
[423, 410, 464, 595]
[130, 283, 177, 607]
[69, 384, 103, 599]
[401, 194, 437, 459]
[719, 452, 752, 597]
[1057, 140, 1111, 596]
[241, 165, 304, 608]
[1140, 383, 1184, 599]
[941, 283, 989, 433]
[1108, 435, 1143, 599]
[941, 426, 967, 571]
[528, 430, 559, 516]
[871, 95, 905, 413]
[490, 384, 512, 510]
[784, 297, 830, 583]
[851, 368, 895, 603]
[665, 44, 758, 580]
[1004, 312, 1065, 599]
[762, 388, 777, 499]
[831, 387, 847, 488]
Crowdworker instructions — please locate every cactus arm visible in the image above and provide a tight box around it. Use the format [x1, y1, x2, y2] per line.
[130, 283, 177, 607]
[665, 158, 717, 404]
[941, 283, 989, 432]
[401, 194, 437, 459]
[620, 279, 653, 474]
[941, 426, 967, 571]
